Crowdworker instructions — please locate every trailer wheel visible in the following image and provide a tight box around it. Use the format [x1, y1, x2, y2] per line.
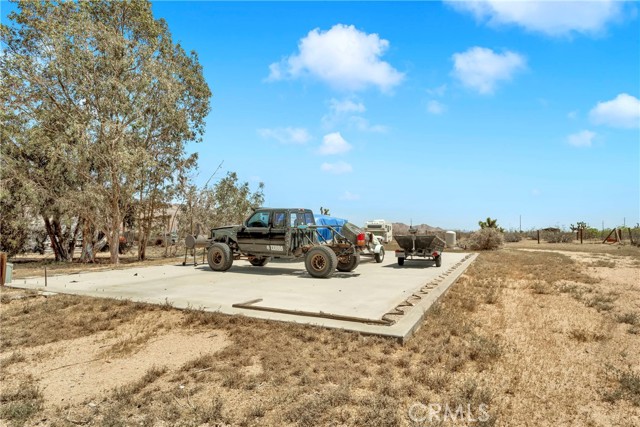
[337, 252, 360, 272]
[374, 248, 385, 263]
[398, 257, 405, 266]
[434, 255, 442, 267]
[305, 246, 337, 278]
[207, 243, 233, 271]
[249, 257, 270, 267]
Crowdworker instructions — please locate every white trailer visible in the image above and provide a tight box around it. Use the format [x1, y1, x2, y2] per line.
[364, 219, 393, 244]
[360, 233, 385, 263]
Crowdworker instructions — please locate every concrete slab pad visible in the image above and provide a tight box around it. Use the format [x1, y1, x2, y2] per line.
[12, 252, 477, 342]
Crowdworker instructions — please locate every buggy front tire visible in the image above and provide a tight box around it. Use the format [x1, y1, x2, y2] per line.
[207, 243, 233, 271]
[337, 252, 360, 272]
[305, 246, 338, 278]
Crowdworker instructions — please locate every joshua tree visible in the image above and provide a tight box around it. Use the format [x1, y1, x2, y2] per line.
[478, 217, 504, 232]
[479, 217, 498, 229]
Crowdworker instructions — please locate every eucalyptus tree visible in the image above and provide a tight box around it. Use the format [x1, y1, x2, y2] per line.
[1, 0, 210, 263]
[180, 172, 265, 237]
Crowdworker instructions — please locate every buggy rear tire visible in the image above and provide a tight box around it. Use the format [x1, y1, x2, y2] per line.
[207, 243, 233, 271]
[398, 257, 405, 266]
[337, 252, 360, 272]
[434, 255, 442, 267]
[305, 246, 338, 278]
[249, 257, 270, 267]
[374, 248, 385, 263]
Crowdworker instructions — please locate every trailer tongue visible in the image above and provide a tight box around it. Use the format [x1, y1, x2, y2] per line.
[394, 227, 445, 267]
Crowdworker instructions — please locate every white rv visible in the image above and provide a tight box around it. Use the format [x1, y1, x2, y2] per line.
[364, 219, 393, 244]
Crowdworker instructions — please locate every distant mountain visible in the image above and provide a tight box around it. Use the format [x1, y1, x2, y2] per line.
[392, 222, 445, 235]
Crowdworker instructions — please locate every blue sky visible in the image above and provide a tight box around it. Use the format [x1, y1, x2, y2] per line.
[3, 1, 639, 230]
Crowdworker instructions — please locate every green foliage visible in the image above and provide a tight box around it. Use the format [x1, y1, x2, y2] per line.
[181, 172, 265, 235]
[478, 217, 504, 233]
[2, 0, 211, 263]
[570, 221, 588, 232]
[0, 175, 34, 257]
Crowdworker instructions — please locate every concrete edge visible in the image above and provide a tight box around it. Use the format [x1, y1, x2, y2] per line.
[9, 254, 479, 343]
[392, 253, 478, 343]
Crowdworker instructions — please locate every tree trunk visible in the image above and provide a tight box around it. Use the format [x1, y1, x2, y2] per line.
[109, 198, 121, 265]
[43, 216, 71, 262]
[68, 221, 80, 260]
[79, 219, 96, 263]
[137, 192, 156, 261]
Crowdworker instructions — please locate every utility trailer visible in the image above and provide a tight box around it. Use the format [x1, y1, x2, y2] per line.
[205, 208, 366, 278]
[359, 233, 386, 263]
[394, 227, 445, 267]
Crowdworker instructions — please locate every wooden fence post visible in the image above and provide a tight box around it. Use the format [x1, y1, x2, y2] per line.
[537, 230, 540, 244]
[0, 252, 6, 286]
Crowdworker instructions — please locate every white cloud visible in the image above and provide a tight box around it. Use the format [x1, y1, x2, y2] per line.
[348, 116, 388, 133]
[329, 98, 366, 114]
[258, 127, 311, 144]
[427, 100, 446, 115]
[318, 132, 352, 155]
[340, 191, 360, 201]
[267, 24, 404, 92]
[452, 47, 526, 94]
[567, 130, 596, 147]
[427, 84, 447, 97]
[322, 98, 387, 132]
[567, 111, 578, 120]
[321, 161, 353, 174]
[447, 0, 626, 37]
[532, 189, 541, 197]
[589, 93, 640, 129]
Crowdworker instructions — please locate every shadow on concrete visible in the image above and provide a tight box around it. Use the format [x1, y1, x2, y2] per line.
[194, 265, 361, 279]
[382, 261, 439, 269]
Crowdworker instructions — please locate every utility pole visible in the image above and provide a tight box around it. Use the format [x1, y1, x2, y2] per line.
[519, 215, 522, 233]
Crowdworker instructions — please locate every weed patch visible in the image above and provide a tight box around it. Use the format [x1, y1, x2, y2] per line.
[0, 379, 43, 426]
[603, 368, 640, 406]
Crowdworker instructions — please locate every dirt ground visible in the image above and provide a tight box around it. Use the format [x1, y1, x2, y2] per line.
[1, 241, 639, 426]
[9, 245, 186, 280]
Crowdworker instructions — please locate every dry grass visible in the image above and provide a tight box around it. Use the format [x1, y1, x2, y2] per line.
[9, 245, 184, 280]
[0, 246, 638, 426]
[0, 377, 43, 427]
[506, 238, 640, 256]
[0, 295, 164, 352]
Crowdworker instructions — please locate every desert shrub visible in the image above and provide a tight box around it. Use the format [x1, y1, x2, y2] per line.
[503, 232, 522, 242]
[545, 232, 574, 243]
[468, 229, 504, 250]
